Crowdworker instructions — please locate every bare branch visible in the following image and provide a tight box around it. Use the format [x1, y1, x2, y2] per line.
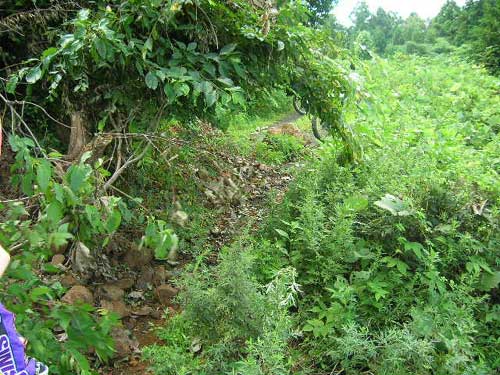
[0, 92, 47, 158]
[5, 98, 71, 128]
[102, 143, 151, 192]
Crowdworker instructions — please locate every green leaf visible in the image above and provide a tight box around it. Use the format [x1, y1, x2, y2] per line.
[344, 195, 369, 211]
[94, 39, 108, 60]
[220, 43, 237, 55]
[203, 62, 216, 77]
[165, 66, 188, 79]
[98, 117, 107, 132]
[21, 174, 34, 196]
[217, 77, 234, 86]
[41, 47, 58, 59]
[274, 228, 289, 239]
[144, 37, 153, 51]
[85, 205, 103, 231]
[30, 286, 52, 301]
[25, 66, 42, 84]
[204, 89, 217, 107]
[105, 210, 121, 233]
[374, 194, 413, 216]
[479, 271, 500, 291]
[48, 230, 72, 249]
[47, 201, 64, 225]
[68, 165, 88, 193]
[174, 83, 190, 97]
[6, 75, 18, 94]
[403, 241, 425, 259]
[36, 159, 52, 193]
[164, 84, 176, 102]
[145, 72, 159, 90]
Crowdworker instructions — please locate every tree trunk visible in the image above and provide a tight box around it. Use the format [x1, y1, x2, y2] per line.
[65, 111, 88, 161]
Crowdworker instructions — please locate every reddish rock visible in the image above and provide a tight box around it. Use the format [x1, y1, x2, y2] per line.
[51, 254, 65, 267]
[132, 306, 153, 317]
[62, 285, 94, 305]
[136, 266, 155, 290]
[123, 246, 153, 270]
[101, 300, 130, 319]
[152, 265, 173, 286]
[155, 284, 178, 305]
[151, 309, 163, 320]
[60, 274, 80, 288]
[111, 327, 137, 358]
[100, 285, 125, 301]
[111, 278, 135, 290]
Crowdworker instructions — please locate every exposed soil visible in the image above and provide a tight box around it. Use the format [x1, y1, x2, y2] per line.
[1, 113, 309, 375]
[100, 113, 310, 374]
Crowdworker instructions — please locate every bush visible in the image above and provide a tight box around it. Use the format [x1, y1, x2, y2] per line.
[405, 41, 431, 56]
[144, 245, 299, 374]
[255, 133, 305, 165]
[256, 56, 499, 374]
[431, 37, 456, 54]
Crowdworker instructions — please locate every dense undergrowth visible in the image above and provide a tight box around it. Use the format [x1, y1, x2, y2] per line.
[144, 55, 499, 374]
[0, 1, 499, 373]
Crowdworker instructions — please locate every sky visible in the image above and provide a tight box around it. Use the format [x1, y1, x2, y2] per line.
[332, 0, 467, 26]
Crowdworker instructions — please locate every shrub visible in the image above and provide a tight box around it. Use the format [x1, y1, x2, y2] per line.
[144, 245, 298, 374]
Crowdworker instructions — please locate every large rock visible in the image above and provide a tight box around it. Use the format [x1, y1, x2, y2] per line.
[60, 274, 80, 288]
[62, 285, 94, 305]
[51, 242, 68, 255]
[135, 266, 154, 290]
[132, 306, 154, 317]
[101, 300, 130, 319]
[152, 265, 172, 286]
[100, 284, 125, 301]
[123, 246, 153, 270]
[72, 241, 95, 273]
[111, 278, 135, 290]
[51, 254, 65, 267]
[111, 327, 138, 358]
[155, 284, 179, 305]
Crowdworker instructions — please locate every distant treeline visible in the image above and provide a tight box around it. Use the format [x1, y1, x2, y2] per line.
[328, 0, 499, 74]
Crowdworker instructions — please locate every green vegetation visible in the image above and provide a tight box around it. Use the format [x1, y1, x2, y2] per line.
[344, 0, 500, 74]
[0, 1, 498, 374]
[143, 55, 499, 374]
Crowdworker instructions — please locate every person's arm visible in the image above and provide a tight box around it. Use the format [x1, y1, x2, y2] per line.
[0, 244, 10, 278]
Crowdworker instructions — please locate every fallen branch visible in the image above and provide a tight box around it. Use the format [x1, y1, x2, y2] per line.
[102, 143, 151, 192]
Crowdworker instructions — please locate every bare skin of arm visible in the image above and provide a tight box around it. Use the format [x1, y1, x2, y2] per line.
[0, 244, 10, 278]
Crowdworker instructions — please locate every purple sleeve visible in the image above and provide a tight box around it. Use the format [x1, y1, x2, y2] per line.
[0, 303, 31, 375]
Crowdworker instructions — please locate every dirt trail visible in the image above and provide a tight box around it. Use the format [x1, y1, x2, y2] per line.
[101, 113, 307, 375]
[268, 112, 303, 129]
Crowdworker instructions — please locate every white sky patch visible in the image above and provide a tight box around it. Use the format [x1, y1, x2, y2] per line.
[332, 0, 467, 26]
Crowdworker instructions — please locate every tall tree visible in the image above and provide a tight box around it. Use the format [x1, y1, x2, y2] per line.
[399, 12, 427, 43]
[350, 1, 371, 32]
[306, 0, 337, 25]
[367, 8, 402, 53]
[429, 0, 463, 43]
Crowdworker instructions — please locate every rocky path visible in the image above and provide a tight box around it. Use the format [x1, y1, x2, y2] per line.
[94, 113, 307, 375]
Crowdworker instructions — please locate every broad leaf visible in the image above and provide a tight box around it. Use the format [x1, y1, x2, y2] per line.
[145, 72, 159, 90]
[220, 43, 237, 55]
[36, 159, 52, 193]
[374, 194, 413, 216]
[25, 66, 42, 84]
